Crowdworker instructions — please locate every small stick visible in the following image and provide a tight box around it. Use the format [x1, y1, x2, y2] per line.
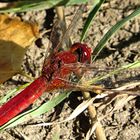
[82, 91, 106, 140]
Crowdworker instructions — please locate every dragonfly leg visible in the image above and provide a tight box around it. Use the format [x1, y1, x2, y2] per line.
[63, 63, 114, 72]
[50, 77, 103, 94]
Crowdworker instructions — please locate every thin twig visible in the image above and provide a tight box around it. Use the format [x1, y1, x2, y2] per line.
[82, 91, 106, 140]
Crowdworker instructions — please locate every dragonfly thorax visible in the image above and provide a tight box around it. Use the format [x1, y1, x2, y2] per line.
[42, 43, 92, 81]
[42, 51, 78, 81]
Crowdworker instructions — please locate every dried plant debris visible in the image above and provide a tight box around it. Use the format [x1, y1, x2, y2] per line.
[0, 14, 39, 83]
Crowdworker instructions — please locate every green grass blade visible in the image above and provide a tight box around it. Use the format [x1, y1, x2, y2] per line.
[0, 88, 17, 105]
[0, 82, 31, 105]
[85, 60, 140, 85]
[0, 91, 71, 130]
[0, 0, 61, 13]
[66, 0, 88, 5]
[80, 0, 105, 42]
[92, 7, 140, 61]
[0, 0, 88, 13]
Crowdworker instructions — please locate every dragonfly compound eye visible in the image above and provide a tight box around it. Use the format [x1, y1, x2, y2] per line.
[70, 43, 92, 63]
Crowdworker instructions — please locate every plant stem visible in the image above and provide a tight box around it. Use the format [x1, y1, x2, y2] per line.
[82, 91, 106, 140]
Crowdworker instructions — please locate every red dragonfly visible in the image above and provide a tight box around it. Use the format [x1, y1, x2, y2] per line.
[0, 6, 92, 126]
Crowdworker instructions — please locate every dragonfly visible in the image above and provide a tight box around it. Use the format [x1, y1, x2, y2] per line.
[0, 5, 93, 126]
[0, 5, 139, 127]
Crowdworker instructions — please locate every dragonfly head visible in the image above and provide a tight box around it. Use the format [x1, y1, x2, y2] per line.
[70, 43, 92, 63]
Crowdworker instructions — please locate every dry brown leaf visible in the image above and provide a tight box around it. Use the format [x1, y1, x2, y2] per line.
[0, 14, 39, 83]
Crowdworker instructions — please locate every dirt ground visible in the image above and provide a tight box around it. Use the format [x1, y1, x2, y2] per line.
[0, 0, 140, 140]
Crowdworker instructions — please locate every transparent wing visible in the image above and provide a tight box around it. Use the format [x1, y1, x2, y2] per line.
[54, 5, 86, 52]
[58, 62, 140, 91]
[42, 5, 86, 69]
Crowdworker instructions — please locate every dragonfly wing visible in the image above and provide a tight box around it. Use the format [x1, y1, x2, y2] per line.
[42, 5, 86, 69]
[55, 5, 86, 51]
